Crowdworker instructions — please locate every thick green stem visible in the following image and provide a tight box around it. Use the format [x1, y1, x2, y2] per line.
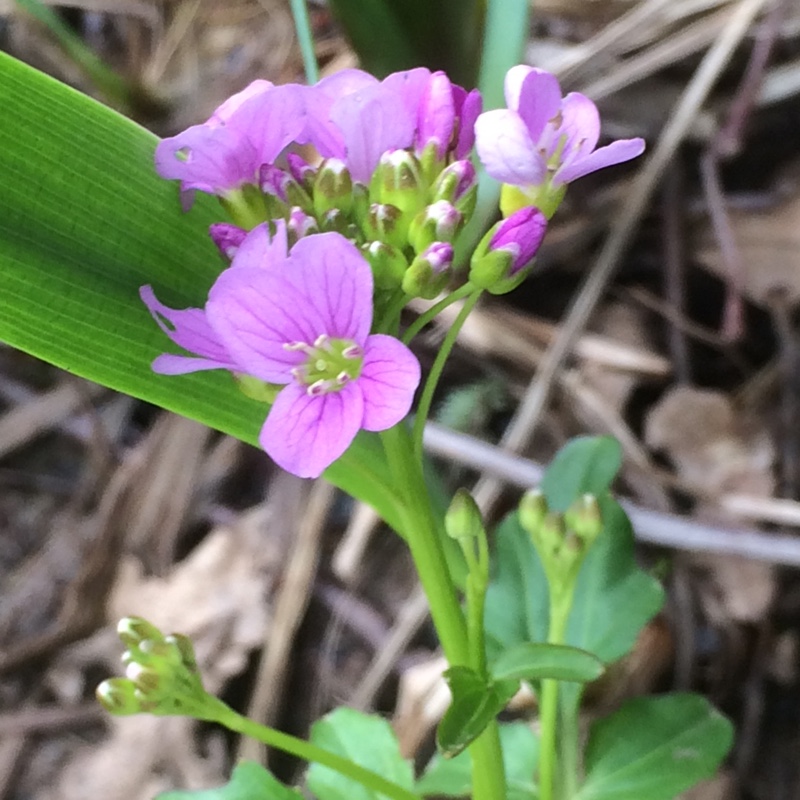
[380, 423, 506, 800]
[538, 591, 573, 800]
[206, 698, 418, 800]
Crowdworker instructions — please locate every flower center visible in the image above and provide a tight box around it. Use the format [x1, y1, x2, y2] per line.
[285, 334, 364, 396]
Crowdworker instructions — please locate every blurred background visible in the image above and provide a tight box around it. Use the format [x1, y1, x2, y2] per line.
[2, 1, 800, 798]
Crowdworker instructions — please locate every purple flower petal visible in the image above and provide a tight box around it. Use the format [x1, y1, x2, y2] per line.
[330, 84, 417, 182]
[382, 67, 431, 124]
[259, 381, 364, 478]
[558, 92, 600, 161]
[154, 125, 259, 193]
[555, 137, 645, 184]
[209, 223, 247, 260]
[140, 285, 236, 373]
[475, 110, 546, 186]
[359, 334, 421, 431]
[511, 67, 561, 141]
[418, 71, 456, 158]
[230, 221, 288, 270]
[210, 80, 274, 125]
[454, 88, 482, 159]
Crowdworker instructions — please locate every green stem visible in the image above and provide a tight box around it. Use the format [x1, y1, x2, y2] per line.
[538, 591, 573, 800]
[411, 288, 482, 459]
[379, 423, 506, 800]
[289, 0, 320, 84]
[206, 698, 418, 800]
[402, 282, 475, 345]
[377, 289, 410, 335]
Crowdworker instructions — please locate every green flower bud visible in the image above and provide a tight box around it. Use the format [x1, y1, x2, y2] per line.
[313, 158, 354, 218]
[96, 678, 141, 716]
[363, 241, 408, 290]
[363, 203, 407, 249]
[445, 488, 485, 542]
[370, 150, 428, 220]
[401, 242, 454, 299]
[518, 489, 548, 537]
[117, 617, 164, 650]
[564, 494, 603, 547]
[408, 200, 463, 254]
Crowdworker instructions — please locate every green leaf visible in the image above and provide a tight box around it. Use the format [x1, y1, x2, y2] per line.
[436, 666, 519, 758]
[0, 52, 403, 530]
[491, 643, 604, 684]
[541, 436, 623, 512]
[418, 722, 538, 800]
[307, 708, 414, 800]
[484, 497, 664, 665]
[577, 694, 734, 800]
[156, 761, 302, 800]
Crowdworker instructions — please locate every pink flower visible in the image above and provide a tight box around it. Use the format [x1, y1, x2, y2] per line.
[154, 80, 306, 195]
[475, 66, 644, 216]
[141, 225, 420, 478]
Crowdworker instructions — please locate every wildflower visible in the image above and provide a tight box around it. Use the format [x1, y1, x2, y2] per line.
[475, 66, 644, 218]
[469, 206, 548, 293]
[142, 225, 420, 478]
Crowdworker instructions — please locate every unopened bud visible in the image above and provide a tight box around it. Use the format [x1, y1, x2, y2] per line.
[364, 203, 407, 248]
[518, 489, 548, 538]
[364, 241, 408, 290]
[287, 206, 319, 244]
[564, 494, 603, 546]
[402, 242, 454, 299]
[432, 160, 477, 216]
[96, 678, 141, 716]
[445, 489, 485, 541]
[117, 617, 163, 650]
[313, 158, 353, 217]
[370, 150, 428, 220]
[209, 223, 247, 261]
[409, 200, 463, 253]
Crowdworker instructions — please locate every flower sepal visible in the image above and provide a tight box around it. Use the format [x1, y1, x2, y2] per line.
[364, 241, 409, 290]
[402, 242, 454, 299]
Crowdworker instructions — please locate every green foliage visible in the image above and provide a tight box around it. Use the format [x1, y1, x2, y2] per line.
[156, 762, 301, 800]
[577, 694, 734, 800]
[540, 436, 623, 512]
[490, 643, 604, 684]
[307, 708, 415, 800]
[0, 52, 403, 531]
[418, 722, 538, 800]
[437, 667, 519, 758]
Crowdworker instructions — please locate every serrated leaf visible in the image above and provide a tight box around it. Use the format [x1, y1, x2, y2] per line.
[577, 694, 734, 800]
[0, 53, 404, 530]
[307, 708, 414, 800]
[541, 436, 623, 512]
[436, 666, 519, 758]
[418, 722, 538, 800]
[156, 762, 302, 800]
[491, 642, 604, 684]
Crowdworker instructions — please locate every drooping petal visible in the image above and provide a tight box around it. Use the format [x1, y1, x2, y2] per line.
[230, 221, 289, 270]
[330, 83, 417, 182]
[259, 381, 364, 478]
[359, 334, 421, 431]
[554, 137, 645, 184]
[287, 233, 373, 342]
[511, 68, 561, 141]
[140, 286, 236, 373]
[557, 92, 601, 162]
[475, 110, 546, 186]
[154, 125, 259, 193]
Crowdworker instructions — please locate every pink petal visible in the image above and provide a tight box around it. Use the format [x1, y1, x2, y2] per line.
[558, 93, 601, 161]
[154, 125, 259, 193]
[330, 84, 417, 183]
[555, 137, 645, 185]
[454, 88, 482, 159]
[359, 334, 420, 431]
[230, 221, 289, 270]
[209, 80, 274, 126]
[140, 285, 236, 371]
[475, 110, 546, 186]
[382, 67, 432, 123]
[511, 67, 562, 141]
[418, 72, 456, 158]
[259, 382, 364, 478]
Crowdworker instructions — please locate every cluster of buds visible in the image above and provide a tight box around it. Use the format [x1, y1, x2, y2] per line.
[518, 490, 603, 596]
[96, 617, 210, 719]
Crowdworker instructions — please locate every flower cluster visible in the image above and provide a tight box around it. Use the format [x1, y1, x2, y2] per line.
[144, 65, 643, 477]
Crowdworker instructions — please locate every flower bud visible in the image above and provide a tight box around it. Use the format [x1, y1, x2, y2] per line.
[564, 494, 603, 547]
[363, 241, 408, 290]
[259, 164, 312, 212]
[402, 242, 454, 299]
[409, 200, 463, 254]
[287, 153, 315, 193]
[287, 206, 319, 244]
[313, 158, 354, 218]
[209, 223, 247, 261]
[469, 206, 547, 294]
[96, 678, 141, 716]
[363, 203, 407, 249]
[431, 160, 477, 216]
[518, 489, 548, 538]
[117, 617, 163, 650]
[370, 150, 428, 221]
[445, 488, 485, 542]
